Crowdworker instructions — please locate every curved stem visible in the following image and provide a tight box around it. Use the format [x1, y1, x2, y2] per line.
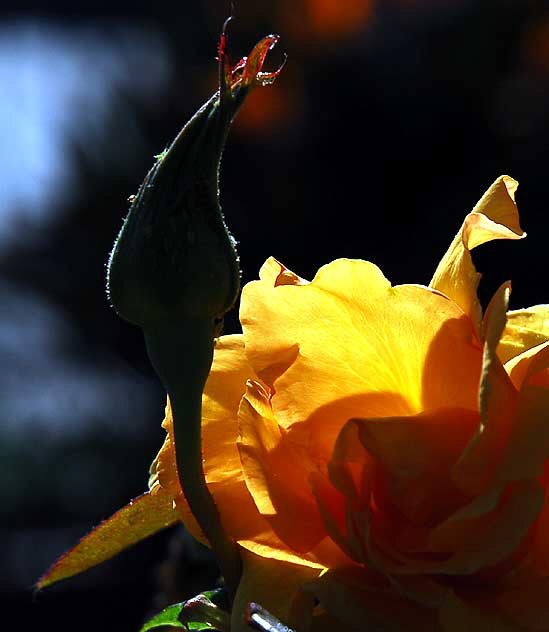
[144, 320, 242, 601]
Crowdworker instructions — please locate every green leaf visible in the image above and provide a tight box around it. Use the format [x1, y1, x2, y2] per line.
[140, 592, 230, 632]
[140, 603, 188, 631]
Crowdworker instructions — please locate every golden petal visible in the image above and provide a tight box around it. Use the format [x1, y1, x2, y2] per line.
[438, 591, 519, 632]
[305, 567, 439, 631]
[238, 380, 328, 552]
[241, 259, 481, 450]
[430, 176, 524, 333]
[498, 305, 549, 364]
[157, 335, 326, 565]
[453, 283, 518, 495]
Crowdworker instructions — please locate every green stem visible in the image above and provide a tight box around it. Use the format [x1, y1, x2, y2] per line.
[144, 319, 242, 601]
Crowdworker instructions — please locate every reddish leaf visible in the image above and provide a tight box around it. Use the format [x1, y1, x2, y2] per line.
[37, 489, 178, 589]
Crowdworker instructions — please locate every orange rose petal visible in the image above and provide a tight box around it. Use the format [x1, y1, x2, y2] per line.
[154, 335, 257, 500]
[427, 479, 543, 574]
[457, 289, 549, 488]
[258, 256, 308, 286]
[506, 340, 549, 390]
[363, 478, 542, 578]
[156, 335, 315, 564]
[351, 408, 478, 526]
[312, 417, 380, 565]
[155, 334, 254, 543]
[329, 416, 376, 503]
[310, 469, 359, 563]
[496, 577, 549, 631]
[238, 380, 327, 553]
[453, 284, 518, 495]
[37, 488, 178, 589]
[211, 478, 321, 565]
[231, 550, 320, 632]
[200, 334, 256, 485]
[439, 591, 518, 632]
[498, 305, 549, 364]
[304, 567, 439, 631]
[241, 258, 481, 445]
[430, 176, 524, 333]
[496, 381, 549, 482]
[514, 463, 549, 579]
[308, 534, 357, 569]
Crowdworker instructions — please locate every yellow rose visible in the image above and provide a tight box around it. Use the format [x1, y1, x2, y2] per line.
[153, 175, 549, 631]
[39, 175, 549, 631]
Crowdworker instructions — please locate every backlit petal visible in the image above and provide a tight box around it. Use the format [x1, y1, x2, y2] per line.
[305, 567, 439, 631]
[498, 305, 549, 363]
[156, 334, 253, 542]
[427, 480, 543, 574]
[238, 380, 327, 552]
[506, 340, 549, 391]
[439, 591, 519, 632]
[430, 176, 524, 332]
[351, 408, 478, 526]
[241, 258, 481, 455]
[496, 384, 549, 482]
[366, 479, 542, 578]
[511, 463, 549, 583]
[453, 283, 518, 495]
[258, 256, 308, 286]
[156, 335, 327, 566]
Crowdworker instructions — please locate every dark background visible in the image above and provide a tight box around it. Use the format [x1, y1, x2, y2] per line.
[3, 0, 549, 630]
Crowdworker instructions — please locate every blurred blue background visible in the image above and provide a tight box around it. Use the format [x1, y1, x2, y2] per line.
[3, 1, 549, 630]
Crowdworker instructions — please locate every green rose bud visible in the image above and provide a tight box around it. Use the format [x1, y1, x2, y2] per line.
[106, 23, 283, 602]
[107, 25, 282, 328]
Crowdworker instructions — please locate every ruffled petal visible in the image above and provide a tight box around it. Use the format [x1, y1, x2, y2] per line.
[241, 258, 481, 454]
[513, 462, 549, 580]
[258, 256, 308, 287]
[199, 334, 255, 485]
[155, 335, 304, 566]
[497, 358, 549, 482]
[496, 577, 549, 630]
[310, 419, 377, 566]
[159, 402, 330, 568]
[430, 176, 524, 333]
[156, 335, 329, 566]
[324, 403, 542, 579]
[498, 305, 549, 364]
[238, 380, 326, 553]
[310, 469, 360, 563]
[426, 479, 543, 574]
[156, 334, 253, 542]
[304, 567, 440, 631]
[506, 340, 549, 391]
[455, 287, 549, 492]
[361, 477, 543, 582]
[351, 408, 478, 526]
[452, 283, 518, 495]
[438, 591, 520, 632]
